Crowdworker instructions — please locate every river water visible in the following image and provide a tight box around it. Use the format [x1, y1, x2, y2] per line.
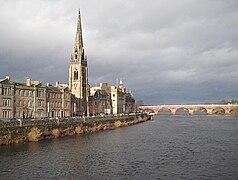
[0, 115, 238, 179]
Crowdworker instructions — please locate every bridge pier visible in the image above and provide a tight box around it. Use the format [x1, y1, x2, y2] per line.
[206, 109, 213, 115]
[188, 109, 194, 115]
[171, 109, 176, 115]
[225, 109, 231, 115]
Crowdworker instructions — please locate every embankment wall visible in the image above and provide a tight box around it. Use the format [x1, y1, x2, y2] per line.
[0, 115, 151, 146]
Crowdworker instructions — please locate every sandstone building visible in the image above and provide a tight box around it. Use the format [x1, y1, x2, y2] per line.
[89, 81, 135, 116]
[0, 76, 71, 120]
[47, 82, 71, 118]
[125, 92, 136, 114]
[0, 10, 135, 120]
[89, 89, 112, 116]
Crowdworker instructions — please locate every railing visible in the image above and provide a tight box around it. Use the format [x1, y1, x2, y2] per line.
[141, 104, 238, 108]
[0, 115, 140, 130]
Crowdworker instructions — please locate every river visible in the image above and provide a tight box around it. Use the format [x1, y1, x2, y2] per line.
[0, 115, 238, 179]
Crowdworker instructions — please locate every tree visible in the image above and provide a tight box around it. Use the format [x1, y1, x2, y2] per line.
[136, 100, 144, 112]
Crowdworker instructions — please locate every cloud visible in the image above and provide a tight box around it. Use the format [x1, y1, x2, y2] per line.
[0, 0, 238, 104]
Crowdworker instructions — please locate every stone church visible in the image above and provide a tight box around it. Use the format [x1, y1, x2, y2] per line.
[68, 10, 89, 116]
[0, 10, 135, 120]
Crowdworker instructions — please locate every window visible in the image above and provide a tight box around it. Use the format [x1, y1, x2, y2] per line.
[3, 87, 11, 95]
[74, 70, 78, 80]
[38, 101, 42, 107]
[3, 110, 10, 118]
[38, 90, 42, 97]
[3, 99, 10, 107]
[15, 90, 19, 95]
[75, 54, 77, 59]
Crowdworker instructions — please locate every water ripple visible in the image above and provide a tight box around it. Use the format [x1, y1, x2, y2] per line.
[0, 115, 238, 179]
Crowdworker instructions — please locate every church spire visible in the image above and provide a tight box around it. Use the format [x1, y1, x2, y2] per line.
[75, 9, 83, 49]
[69, 9, 89, 116]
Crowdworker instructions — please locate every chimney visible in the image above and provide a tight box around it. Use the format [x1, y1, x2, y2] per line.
[55, 81, 59, 87]
[26, 78, 31, 86]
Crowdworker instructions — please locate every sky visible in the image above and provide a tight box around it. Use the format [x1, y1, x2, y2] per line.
[0, 0, 238, 105]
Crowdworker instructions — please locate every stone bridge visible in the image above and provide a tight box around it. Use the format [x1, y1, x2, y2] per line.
[139, 104, 238, 115]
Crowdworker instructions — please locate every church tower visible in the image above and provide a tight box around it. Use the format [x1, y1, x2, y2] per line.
[69, 9, 89, 115]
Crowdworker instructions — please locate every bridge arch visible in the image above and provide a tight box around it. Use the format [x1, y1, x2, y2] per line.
[194, 107, 208, 115]
[211, 107, 225, 115]
[157, 107, 173, 115]
[143, 108, 156, 114]
[175, 107, 190, 115]
[229, 108, 238, 116]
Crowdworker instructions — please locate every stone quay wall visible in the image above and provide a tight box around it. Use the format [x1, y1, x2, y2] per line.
[0, 114, 151, 146]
